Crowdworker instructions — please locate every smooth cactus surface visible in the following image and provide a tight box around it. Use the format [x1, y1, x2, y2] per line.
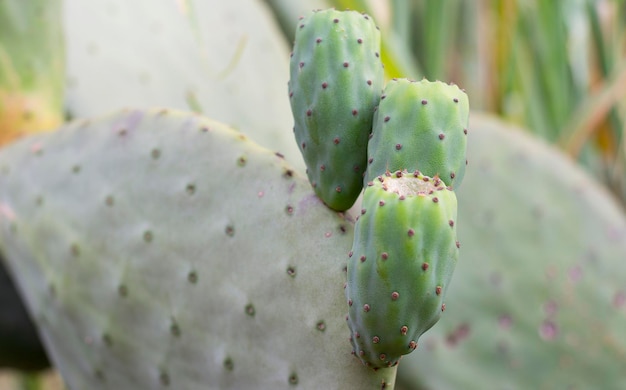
[0, 109, 396, 389]
[346, 171, 458, 368]
[397, 114, 626, 389]
[0, 0, 65, 146]
[289, 9, 384, 210]
[365, 79, 469, 188]
[63, 0, 301, 168]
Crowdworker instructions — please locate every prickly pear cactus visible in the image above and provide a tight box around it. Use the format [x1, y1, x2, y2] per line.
[0, 109, 396, 389]
[365, 79, 469, 188]
[288, 9, 384, 210]
[0, 0, 65, 146]
[397, 114, 626, 389]
[346, 171, 458, 368]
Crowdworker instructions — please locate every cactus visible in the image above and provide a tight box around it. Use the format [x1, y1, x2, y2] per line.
[365, 79, 469, 188]
[346, 171, 458, 368]
[0, 108, 396, 389]
[288, 9, 384, 210]
[397, 114, 626, 389]
[0, 0, 65, 146]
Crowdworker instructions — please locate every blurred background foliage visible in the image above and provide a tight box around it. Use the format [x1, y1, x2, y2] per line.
[1, 0, 625, 388]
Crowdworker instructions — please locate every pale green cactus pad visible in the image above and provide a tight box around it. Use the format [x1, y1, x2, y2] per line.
[0, 109, 396, 389]
[397, 114, 626, 389]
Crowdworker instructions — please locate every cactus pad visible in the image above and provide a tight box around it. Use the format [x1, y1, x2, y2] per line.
[346, 170, 458, 368]
[0, 0, 65, 146]
[289, 9, 384, 210]
[0, 109, 397, 389]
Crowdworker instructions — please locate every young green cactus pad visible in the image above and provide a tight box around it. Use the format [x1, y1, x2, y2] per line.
[365, 78, 469, 188]
[0, 109, 397, 389]
[288, 9, 384, 211]
[397, 114, 626, 389]
[0, 257, 50, 371]
[346, 170, 458, 368]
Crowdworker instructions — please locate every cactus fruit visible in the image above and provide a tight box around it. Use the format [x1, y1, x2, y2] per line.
[63, 0, 301, 168]
[346, 170, 458, 368]
[288, 9, 384, 210]
[365, 78, 469, 188]
[397, 114, 626, 389]
[0, 108, 397, 389]
[0, 0, 65, 146]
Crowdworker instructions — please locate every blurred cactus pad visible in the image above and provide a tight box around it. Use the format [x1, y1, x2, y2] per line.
[0, 0, 65, 146]
[1, 0, 626, 389]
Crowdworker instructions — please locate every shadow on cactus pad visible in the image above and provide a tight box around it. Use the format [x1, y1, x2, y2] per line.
[0, 258, 50, 371]
[397, 113, 626, 389]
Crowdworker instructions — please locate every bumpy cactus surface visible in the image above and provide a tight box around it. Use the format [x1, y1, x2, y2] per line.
[0, 109, 396, 389]
[0, 0, 64, 146]
[365, 79, 469, 188]
[288, 9, 384, 210]
[397, 114, 626, 389]
[346, 171, 458, 368]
